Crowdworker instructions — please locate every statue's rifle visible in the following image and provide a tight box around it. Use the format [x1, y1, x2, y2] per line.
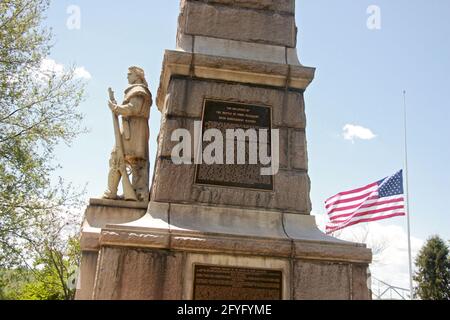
[108, 88, 138, 201]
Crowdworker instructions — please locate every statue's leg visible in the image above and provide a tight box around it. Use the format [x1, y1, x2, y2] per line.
[103, 150, 121, 199]
[131, 159, 149, 202]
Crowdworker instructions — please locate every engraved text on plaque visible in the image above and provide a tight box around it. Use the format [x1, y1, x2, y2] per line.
[193, 265, 283, 300]
[195, 100, 273, 190]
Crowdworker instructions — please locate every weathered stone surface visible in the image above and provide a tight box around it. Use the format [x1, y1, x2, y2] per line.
[75, 251, 98, 300]
[93, 208, 371, 299]
[172, 234, 293, 258]
[352, 264, 371, 300]
[89, 198, 148, 209]
[157, 116, 196, 159]
[279, 128, 288, 169]
[277, 90, 307, 129]
[293, 241, 372, 262]
[84, 201, 147, 229]
[178, 34, 293, 65]
[151, 158, 311, 214]
[290, 130, 308, 170]
[200, 0, 295, 13]
[294, 261, 351, 300]
[164, 78, 306, 129]
[79, 201, 147, 252]
[273, 169, 311, 212]
[181, 1, 296, 47]
[98, 203, 372, 264]
[164, 46, 290, 78]
[156, 51, 316, 109]
[151, 158, 195, 203]
[93, 247, 183, 300]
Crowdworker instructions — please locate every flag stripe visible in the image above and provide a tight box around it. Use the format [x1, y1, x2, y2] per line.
[326, 194, 379, 213]
[325, 182, 378, 203]
[327, 209, 406, 231]
[328, 196, 405, 218]
[328, 205, 405, 224]
[327, 210, 406, 229]
[325, 184, 379, 205]
[328, 196, 403, 216]
[326, 212, 406, 233]
[325, 191, 378, 209]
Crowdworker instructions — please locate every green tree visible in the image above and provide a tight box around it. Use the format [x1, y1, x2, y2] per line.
[15, 236, 81, 300]
[414, 236, 450, 300]
[0, 268, 33, 300]
[0, 0, 86, 271]
[0, 237, 80, 300]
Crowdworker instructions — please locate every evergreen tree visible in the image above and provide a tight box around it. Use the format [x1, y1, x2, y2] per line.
[414, 236, 450, 300]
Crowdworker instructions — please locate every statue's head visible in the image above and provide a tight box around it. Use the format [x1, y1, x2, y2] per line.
[127, 66, 148, 87]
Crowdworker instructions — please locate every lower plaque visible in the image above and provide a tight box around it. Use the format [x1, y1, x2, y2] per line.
[193, 265, 282, 300]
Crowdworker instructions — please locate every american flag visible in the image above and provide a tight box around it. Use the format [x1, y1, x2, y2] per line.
[325, 170, 406, 234]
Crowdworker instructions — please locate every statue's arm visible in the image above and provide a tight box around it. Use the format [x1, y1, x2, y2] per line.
[112, 96, 144, 117]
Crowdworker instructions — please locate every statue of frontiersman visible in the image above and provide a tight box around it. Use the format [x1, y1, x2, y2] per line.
[103, 66, 152, 202]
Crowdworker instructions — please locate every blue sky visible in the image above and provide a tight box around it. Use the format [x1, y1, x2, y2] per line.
[44, 1, 449, 287]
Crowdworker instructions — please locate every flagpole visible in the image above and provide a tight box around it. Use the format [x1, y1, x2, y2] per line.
[403, 90, 414, 299]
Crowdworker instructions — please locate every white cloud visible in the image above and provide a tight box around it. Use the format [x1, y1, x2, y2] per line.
[40, 58, 65, 75]
[343, 124, 376, 142]
[312, 212, 424, 291]
[74, 66, 92, 80]
[37, 58, 91, 80]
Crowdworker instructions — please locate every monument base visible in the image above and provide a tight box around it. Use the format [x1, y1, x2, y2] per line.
[76, 200, 372, 300]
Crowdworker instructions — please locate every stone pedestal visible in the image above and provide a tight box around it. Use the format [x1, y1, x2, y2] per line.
[76, 0, 372, 300]
[77, 201, 371, 300]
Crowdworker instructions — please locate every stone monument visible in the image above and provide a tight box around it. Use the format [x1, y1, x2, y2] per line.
[76, 0, 372, 300]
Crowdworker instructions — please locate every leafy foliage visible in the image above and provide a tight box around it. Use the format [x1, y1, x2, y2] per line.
[1, 0, 86, 301]
[0, 0, 86, 269]
[414, 235, 450, 300]
[0, 268, 33, 299]
[0, 237, 80, 300]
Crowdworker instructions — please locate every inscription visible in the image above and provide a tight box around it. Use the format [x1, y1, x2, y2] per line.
[195, 100, 273, 190]
[193, 265, 282, 300]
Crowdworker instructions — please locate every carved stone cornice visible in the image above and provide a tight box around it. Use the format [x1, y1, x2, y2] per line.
[156, 50, 316, 111]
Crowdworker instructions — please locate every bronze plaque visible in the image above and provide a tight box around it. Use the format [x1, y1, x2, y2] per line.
[195, 100, 273, 190]
[193, 265, 282, 300]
